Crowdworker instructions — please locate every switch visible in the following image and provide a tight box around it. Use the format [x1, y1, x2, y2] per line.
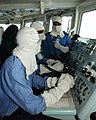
[80, 82, 84, 90]
[82, 67, 87, 73]
[82, 87, 88, 96]
[85, 71, 91, 78]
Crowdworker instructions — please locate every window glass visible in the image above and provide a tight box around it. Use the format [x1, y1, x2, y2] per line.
[80, 10, 96, 39]
[25, 22, 31, 27]
[0, 24, 20, 30]
[49, 16, 72, 32]
[62, 16, 72, 32]
[49, 19, 52, 32]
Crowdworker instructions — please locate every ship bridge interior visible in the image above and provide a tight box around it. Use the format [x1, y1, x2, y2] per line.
[0, 0, 96, 120]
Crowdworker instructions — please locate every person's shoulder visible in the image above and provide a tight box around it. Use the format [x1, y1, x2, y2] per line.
[12, 56, 24, 68]
[4, 56, 23, 69]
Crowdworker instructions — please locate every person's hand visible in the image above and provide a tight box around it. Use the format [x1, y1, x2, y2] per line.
[47, 77, 58, 88]
[58, 73, 75, 88]
[55, 39, 69, 53]
[42, 73, 74, 107]
[47, 59, 56, 65]
[47, 59, 64, 71]
[54, 39, 60, 49]
[36, 53, 43, 60]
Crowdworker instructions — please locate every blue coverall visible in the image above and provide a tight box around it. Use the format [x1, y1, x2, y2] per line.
[42, 33, 71, 59]
[0, 56, 48, 117]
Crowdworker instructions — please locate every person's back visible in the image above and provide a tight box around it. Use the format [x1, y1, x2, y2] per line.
[0, 25, 18, 67]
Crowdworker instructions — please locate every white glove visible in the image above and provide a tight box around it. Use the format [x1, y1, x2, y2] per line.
[55, 39, 69, 53]
[39, 64, 51, 75]
[47, 77, 58, 88]
[48, 61, 64, 71]
[47, 59, 64, 71]
[58, 73, 75, 88]
[36, 53, 44, 60]
[47, 59, 56, 65]
[42, 78, 70, 107]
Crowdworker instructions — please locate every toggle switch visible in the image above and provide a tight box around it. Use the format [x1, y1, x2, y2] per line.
[82, 67, 87, 73]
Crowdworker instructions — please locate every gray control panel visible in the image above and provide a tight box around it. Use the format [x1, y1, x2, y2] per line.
[69, 39, 96, 120]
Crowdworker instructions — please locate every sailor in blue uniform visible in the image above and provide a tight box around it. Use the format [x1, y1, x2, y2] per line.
[42, 16, 71, 62]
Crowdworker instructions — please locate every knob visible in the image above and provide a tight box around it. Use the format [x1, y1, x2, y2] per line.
[82, 67, 87, 73]
[90, 112, 96, 120]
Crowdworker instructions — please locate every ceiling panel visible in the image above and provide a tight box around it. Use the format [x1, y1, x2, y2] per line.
[0, 0, 89, 22]
[0, 0, 40, 4]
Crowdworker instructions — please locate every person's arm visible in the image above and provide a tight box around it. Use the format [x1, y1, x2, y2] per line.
[29, 72, 48, 89]
[42, 34, 49, 58]
[1, 57, 46, 115]
[42, 73, 74, 107]
[55, 35, 71, 53]
[36, 52, 48, 65]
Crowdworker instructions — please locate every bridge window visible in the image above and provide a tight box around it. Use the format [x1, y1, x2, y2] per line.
[0, 24, 20, 30]
[25, 22, 31, 27]
[80, 10, 96, 39]
[49, 16, 72, 33]
[62, 16, 72, 33]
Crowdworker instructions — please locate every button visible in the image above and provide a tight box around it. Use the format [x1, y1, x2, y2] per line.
[90, 76, 95, 84]
[82, 87, 88, 96]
